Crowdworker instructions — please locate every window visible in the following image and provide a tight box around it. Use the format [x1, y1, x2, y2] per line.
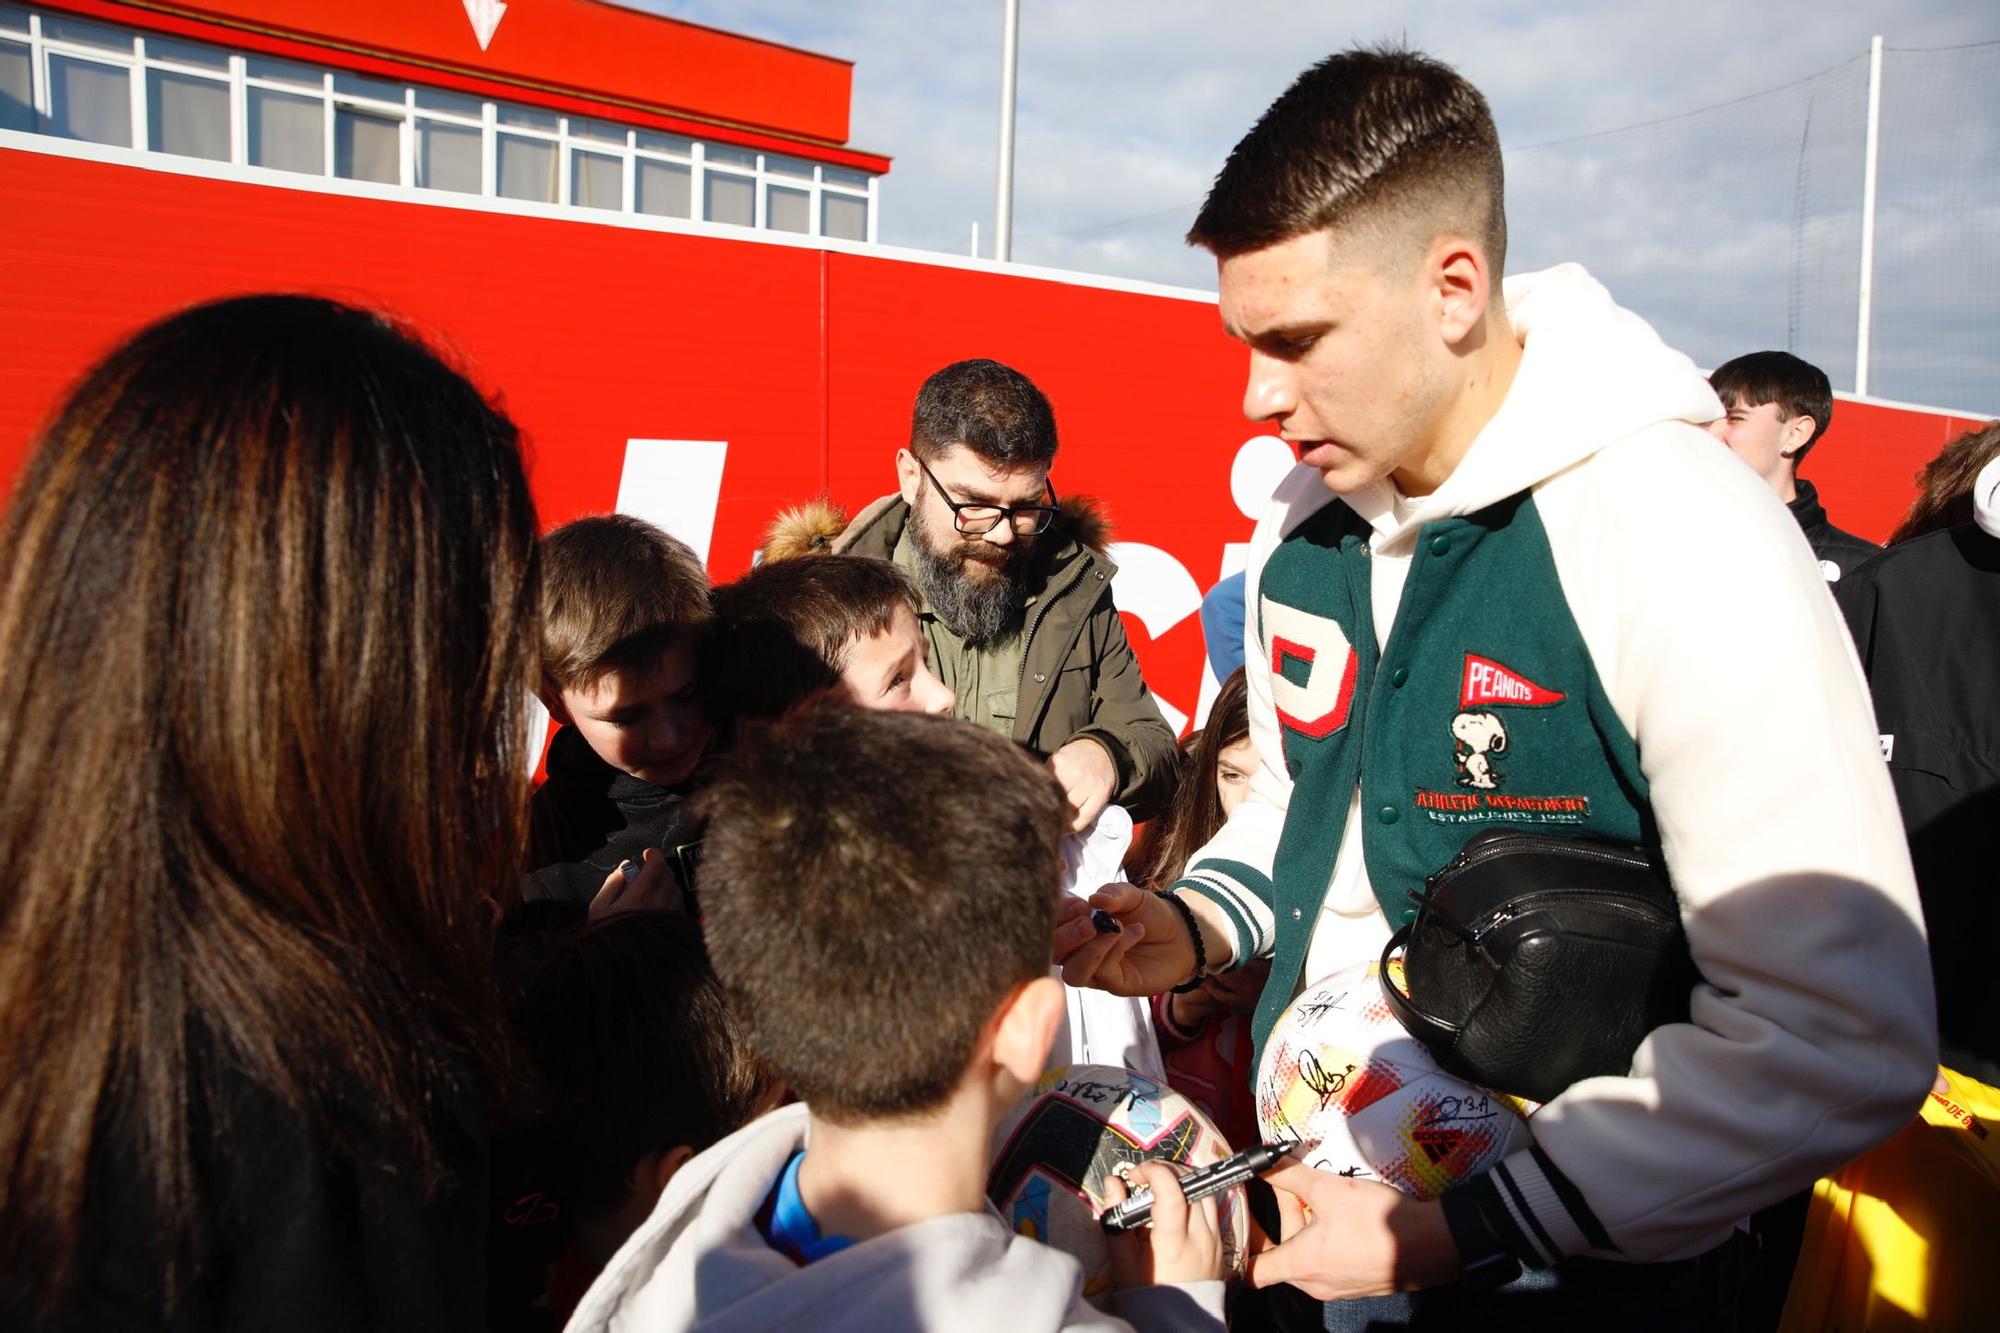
[147, 36, 228, 70]
[331, 71, 399, 101]
[244, 54, 318, 89]
[635, 129, 691, 156]
[497, 133, 556, 202]
[47, 53, 129, 147]
[765, 153, 813, 181]
[766, 183, 810, 234]
[704, 170, 754, 227]
[570, 148, 621, 210]
[247, 86, 321, 173]
[415, 118, 479, 193]
[497, 102, 557, 132]
[636, 158, 690, 218]
[147, 68, 228, 161]
[0, 41, 31, 133]
[569, 116, 625, 147]
[40, 14, 128, 52]
[412, 86, 480, 116]
[334, 105, 400, 183]
[822, 192, 868, 242]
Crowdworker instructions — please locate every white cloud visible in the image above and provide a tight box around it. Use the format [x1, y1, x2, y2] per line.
[637, 0, 2000, 411]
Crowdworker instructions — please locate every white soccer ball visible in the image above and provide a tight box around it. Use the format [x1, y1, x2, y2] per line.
[987, 1064, 1248, 1307]
[1255, 959, 1537, 1200]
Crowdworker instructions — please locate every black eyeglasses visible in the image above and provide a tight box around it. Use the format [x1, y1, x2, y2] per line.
[914, 456, 1059, 536]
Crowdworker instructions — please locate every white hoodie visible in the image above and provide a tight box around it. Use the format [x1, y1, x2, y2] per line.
[1975, 455, 2000, 539]
[1181, 264, 1937, 1263]
[566, 1104, 1225, 1333]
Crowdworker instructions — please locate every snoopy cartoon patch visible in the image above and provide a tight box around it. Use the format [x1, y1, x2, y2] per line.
[1416, 654, 1591, 825]
[1450, 654, 1566, 790]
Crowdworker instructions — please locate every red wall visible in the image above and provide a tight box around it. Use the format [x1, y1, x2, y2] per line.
[1804, 398, 1987, 542]
[0, 146, 1984, 733]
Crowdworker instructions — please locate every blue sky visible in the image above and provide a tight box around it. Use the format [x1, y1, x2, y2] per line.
[643, 1, 1998, 413]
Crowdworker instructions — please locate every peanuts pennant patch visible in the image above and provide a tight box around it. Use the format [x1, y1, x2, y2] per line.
[1421, 653, 1590, 824]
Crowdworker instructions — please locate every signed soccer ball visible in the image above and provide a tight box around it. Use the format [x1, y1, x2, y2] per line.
[987, 1064, 1247, 1305]
[1255, 959, 1537, 1200]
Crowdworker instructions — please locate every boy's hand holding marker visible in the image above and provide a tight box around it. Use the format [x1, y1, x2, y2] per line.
[587, 845, 684, 923]
[1102, 1159, 1224, 1291]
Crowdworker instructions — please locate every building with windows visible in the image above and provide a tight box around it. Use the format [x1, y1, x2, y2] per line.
[0, 0, 887, 239]
[0, 4, 1982, 747]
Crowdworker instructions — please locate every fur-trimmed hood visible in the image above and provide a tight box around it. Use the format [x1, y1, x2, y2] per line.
[758, 497, 850, 564]
[756, 492, 1114, 566]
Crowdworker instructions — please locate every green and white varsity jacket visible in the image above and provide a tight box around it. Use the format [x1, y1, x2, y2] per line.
[1175, 265, 1936, 1267]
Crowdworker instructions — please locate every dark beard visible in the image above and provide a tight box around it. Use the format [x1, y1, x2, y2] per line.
[908, 501, 1030, 648]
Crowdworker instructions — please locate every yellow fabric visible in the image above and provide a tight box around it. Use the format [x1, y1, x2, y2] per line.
[1778, 1066, 2000, 1331]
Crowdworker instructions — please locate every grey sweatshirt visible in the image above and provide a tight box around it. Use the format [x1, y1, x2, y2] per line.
[565, 1104, 1225, 1333]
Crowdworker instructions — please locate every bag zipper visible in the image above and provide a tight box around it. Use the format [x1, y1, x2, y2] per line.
[1470, 890, 1676, 945]
[1428, 833, 1656, 888]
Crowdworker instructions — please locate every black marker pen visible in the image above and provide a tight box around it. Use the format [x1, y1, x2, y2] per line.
[1099, 1143, 1286, 1233]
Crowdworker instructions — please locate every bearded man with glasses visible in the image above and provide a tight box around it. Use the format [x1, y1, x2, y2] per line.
[760, 358, 1178, 829]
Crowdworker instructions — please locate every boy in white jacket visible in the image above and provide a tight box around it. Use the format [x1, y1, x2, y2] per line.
[1055, 47, 1935, 1325]
[570, 707, 1225, 1332]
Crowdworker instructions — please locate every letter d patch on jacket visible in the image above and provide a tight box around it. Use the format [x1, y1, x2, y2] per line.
[1262, 600, 1358, 739]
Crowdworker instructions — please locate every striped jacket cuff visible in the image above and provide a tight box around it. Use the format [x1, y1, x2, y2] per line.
[1463, 1147, 1616, 1268]
[1171, 857, 1276, 969]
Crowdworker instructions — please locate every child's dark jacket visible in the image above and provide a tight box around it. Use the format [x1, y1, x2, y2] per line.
[525, 726, 699, 905]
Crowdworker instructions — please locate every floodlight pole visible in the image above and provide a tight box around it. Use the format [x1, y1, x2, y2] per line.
[1854, 34, 1884, 397]
[994, 0, 1020, 262]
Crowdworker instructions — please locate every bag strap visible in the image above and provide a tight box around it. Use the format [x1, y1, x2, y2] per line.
[1379, 926, 1465, 1053]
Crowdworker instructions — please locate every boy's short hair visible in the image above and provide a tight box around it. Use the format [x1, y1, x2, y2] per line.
[1187, 46, 1506, 275]
[512, 912, 776, 1218]
[910, 359, 1059, 469]
[696, 708, 1068, 1124]
[708, 555, 920, 723]
[1709, 351, 1835, 460]
[539, 514, 710, 694]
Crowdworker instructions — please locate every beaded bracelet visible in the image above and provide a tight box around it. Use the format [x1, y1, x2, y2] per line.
[1157, 889, 1208, 994]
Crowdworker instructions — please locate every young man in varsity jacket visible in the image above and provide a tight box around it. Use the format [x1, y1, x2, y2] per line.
[1054, 48, 1935, 1326]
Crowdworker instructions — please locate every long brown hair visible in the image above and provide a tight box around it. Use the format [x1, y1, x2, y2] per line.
[1129, 667, 1251, 891]
[1888, 420, 2000, 545]
[0, 296, 539, 1302]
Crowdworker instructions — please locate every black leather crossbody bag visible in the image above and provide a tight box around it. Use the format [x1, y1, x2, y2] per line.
[1378, 828, 1701, 1104]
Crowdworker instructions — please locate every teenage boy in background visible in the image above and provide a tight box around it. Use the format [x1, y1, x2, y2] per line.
[1056, 47, 1934, 1326]
[1708, 350, 1880, 582]
[569, 707, 1226, 1331]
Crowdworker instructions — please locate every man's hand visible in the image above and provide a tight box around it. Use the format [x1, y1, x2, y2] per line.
[1246, 1158, 1460, 1301]
[1104, 1160, 1224, 1290]
[1052, 882, 1195, 996]
[588, 846, 684, 923]
[1049, 736, 1118, 833]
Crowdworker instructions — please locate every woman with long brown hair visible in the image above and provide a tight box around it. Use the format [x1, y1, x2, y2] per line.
[0, 296, 539, 1329]
[1887, 420, 2000, 544]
